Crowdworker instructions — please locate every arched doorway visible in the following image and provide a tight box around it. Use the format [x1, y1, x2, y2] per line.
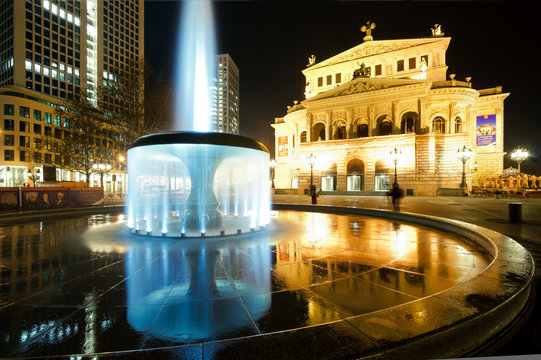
[334, 125, 346, 140]
[347, 158, 364, 191]
[356, 123, 369, 137]
[401, 112, 418, 134]
[377, 115, 393, 136]
[374, 159, 391, 191]
[312, 123, 326, 141]
[321, 161, 337, 191]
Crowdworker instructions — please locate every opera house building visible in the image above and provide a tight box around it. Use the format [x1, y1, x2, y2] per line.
[271, 25, 507, 195]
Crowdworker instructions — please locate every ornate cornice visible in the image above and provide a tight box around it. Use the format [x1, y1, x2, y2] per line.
[305, 38, 451, 71]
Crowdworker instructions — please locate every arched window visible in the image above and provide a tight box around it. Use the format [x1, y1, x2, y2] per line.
[432, 116, 446, 134]
[455, 117, 462, 133]
[378, 115, 393, 136]
[357, 124, 369, 137]
[292, 134, 295, 148]
[300, 131, 307, 143]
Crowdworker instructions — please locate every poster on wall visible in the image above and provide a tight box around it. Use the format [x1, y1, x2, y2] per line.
[278, 136, 288, 157]
[476, 114, 496, 146]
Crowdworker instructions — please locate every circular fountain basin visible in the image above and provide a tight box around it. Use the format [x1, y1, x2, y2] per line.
[0, 206, 533, 359]
[127, 132, 271, 237]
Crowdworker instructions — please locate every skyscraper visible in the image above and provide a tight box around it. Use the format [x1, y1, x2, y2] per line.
[210, 53, 239, 134]
[0, 0, 144, 191]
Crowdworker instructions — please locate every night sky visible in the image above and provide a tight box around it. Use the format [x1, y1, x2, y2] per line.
[145, 1, 541, 175]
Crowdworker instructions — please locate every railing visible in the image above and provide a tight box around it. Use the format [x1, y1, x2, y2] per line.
[478, 86, 503, 96]
[431, 80, 472, 89]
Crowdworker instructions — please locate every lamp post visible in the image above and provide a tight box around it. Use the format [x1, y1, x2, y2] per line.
[308, 153, 316, 188]
[269, 159, 277, 188]
[92, 162, 112, 188]
[389, 148, 401, 188]
[510, 147, 529, 174]
[456, 145, 473, 190]
[27, 168, 41, 187]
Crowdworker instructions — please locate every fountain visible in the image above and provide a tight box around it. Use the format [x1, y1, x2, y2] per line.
[126, 0, 270, 237]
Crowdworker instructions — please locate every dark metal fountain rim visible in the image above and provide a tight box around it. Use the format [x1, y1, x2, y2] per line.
[129, 131, 269, 153]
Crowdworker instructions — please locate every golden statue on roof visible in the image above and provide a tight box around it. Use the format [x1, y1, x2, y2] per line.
[361, 21, 376, 42]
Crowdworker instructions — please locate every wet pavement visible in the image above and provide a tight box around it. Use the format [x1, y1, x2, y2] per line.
[273, 195, 541, 357]
[0, 197, 537, 359]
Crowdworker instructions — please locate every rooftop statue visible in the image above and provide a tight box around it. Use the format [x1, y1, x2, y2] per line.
[431, 24, 444, 37]
[361, 21, 376, 41]
[307, 54, 316, 67]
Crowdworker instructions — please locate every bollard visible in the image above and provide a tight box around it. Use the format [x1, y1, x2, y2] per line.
[508, 202, 522, 223]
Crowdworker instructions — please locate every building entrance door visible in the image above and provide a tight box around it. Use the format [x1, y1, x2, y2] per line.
[321, 176, 334, 191]
[347, 175, 363, 191]
[375, 175, 390, 191]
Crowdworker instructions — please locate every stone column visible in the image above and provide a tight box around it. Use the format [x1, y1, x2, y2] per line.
[325, 110, 332, 140]
[449, 101, 456, 134]
[368, 104, 374, 137]
[392, 100, 399, 134]
[306, 113, 313, 142]
[418, 97, 427, 133]
[346, 107, 353, 139]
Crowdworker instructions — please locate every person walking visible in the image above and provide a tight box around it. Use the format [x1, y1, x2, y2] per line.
[389, 184, 404, 211]
[310, 184, 318, 205]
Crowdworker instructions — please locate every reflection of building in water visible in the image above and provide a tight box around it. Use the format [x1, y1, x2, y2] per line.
[272, 212, 488, 313]
[0, 218, 122, 353]
[272, 25, 508, 194]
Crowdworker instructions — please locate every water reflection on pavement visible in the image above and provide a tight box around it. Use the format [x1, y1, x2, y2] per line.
[0, 210, 491, 358]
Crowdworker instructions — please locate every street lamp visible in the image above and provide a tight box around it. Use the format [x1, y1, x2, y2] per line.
[92, 162, 112, 188]
[308, 153, 316, 188]
[456, 145, 473, 190]
[510, 147, 529, 174]
[269, 159, 278, 188]
[27, 168, 41, 187]
[389, 147, 402, 188]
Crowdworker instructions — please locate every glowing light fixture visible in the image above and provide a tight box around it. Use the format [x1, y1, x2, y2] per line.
[456, 145, 473, 190]
[510, 147, 529, 174]
[389, 147, 402, 187]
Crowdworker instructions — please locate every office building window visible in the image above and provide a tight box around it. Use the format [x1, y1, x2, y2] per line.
[4, 104, 14, 116]
[4, 150, 14, 161]
[19, 106, 30, 118]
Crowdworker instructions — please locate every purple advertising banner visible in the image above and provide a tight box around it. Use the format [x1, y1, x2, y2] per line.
[476, 114, 496, 146]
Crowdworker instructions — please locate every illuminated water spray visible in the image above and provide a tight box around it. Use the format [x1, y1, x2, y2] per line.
[126, 0, 271, 237]
[175, 0, 216, 132]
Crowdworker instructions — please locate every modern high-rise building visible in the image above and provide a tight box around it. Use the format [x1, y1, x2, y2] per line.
[0, 0, 144, 192]
[210, 53, 239, 134]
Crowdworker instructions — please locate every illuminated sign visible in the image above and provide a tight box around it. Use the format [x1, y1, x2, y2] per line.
[476, 114, 496, 146]
[278, 136, 288, 157]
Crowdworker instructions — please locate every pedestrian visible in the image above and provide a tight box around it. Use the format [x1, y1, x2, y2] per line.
[310, 184, 318, 205]
[389, 184, 404, 211]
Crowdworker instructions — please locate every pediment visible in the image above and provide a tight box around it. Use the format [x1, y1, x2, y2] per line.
[305, 38, 450, 71]
[306, 77, 429, 102]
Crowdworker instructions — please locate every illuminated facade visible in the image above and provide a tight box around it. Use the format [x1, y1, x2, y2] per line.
[0, 0, 144, 191]
[272, 26, 508, 195]
[210, 53, 239, 134]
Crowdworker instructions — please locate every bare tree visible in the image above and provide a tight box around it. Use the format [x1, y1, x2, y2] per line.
[56, 89, 112, 186]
